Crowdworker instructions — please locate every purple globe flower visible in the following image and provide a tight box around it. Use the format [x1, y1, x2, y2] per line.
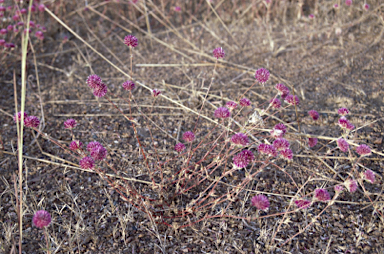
[79, 156, 95, 170]
[344, 179, 358, 193]
[90, 145, 107, 161]
[308, 138, 318, 148]
[345, 0, 352, 6]
[70, 140, 83, 151]
[273, 138, 290, 151]
[338, 107, 350, 116]
[183, 131, 195, 143]
[14, 111, 28, 123]
[174, 143, 186, 153]
[270, 123, 287, 138]
[212, 47, 225, 59]
[334, 185, 344, 193]
[87, 141, 102, 152]
[64, 119, 77, 129]
[285, 94, 299, 106]
[364, 169, 375, 184]
[270, 98, 281, 109]
[33, 210, 51, 229]
[152, 89, 161, 97]
[314, 188, 330, 202]
[86, 74, 103, 90]
[239, 98, 251, 107]
[258, 144, 277, 157]
[279, 148, 293, 160]
[122, 80, 135, 91]
[24, 116, 40, 128]
[337, 138, 349, 152]
[38, 4, 45, 12]
[233, 150, 254, 168]
[214, 107, 231, 119]
[93, 83, 108, 98]
[230, 133, 249, 146]
[308, 110, 319, 121]
[275, 83, 290, 97]
[124, 35, 138, 48]
[255, 68, 270, 84]
[226, 101, 237, 110]
[294, 199, 311, 209]
[35, 31, 44, 40]
[356, 144, 371, 156]
[251, 194, 270, 211]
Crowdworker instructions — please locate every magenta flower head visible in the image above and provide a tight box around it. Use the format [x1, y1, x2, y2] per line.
[295, 199, 311, 209]
[255, 68, 270, 84]
[239, 97, 251, 107]
[33, 210, 51, 229]
[0, 39, 5, 46]
[338, 116, 351, 129]
[345, 0, 352, 6]
[35, 31, 44, 40]
[270, 98, 281, 109]
[124, 34, 138, 48]
[285, 94, 299, 106]
[273, 138, 289, 151]
[337, 138, 349, 153]
[364, 169, 375, 184]
[308, 137, 318, 148]
[21, 8, 27, 14]
[344, 179, 358, 193]
[0, 28, 7, 35]
[4, 43, 15, 48]
[212, 47, 225, 59]
[270, 123, 287, 138]
[334, 185, 344, 193]
[38, 4, 45, 12]
[308, 110, 319, 121]
[86, 74, 102, 90]
[79, 156, 95, 170]
[64, 119, 77, 129]
[183, 131, 195, 143]
[346, 122, 355, 131]
[214, 107, 231, 119]
[87, 141, 102, 152]
[356, 144, 371, 156]
[338, 107, 350, 116]
[308, 14, 315, 19]
[90, 144, 107, 161]
[233, 150, 254, 169]
[152, 89, 161, 97]
[174, 6, 181, 12]
[251, 194, 270, 211]
[258, 143, 277, 157]
[7, 25, 13, 32]
[24, 116, 40, 128]
[314, 188, 330, 202]
[279, 148, 293, 160]
[122, 80, 135, 91]
[174, 143, 186, 153]
[93, 83, 108, 98]
[363, 3, 369, 10]
[333, 3, 339, 9]
[14, 111, 28, 123]
[231, 133, 249, 146]
[69, 140, 83, 151]
[226, 101, 237, 110]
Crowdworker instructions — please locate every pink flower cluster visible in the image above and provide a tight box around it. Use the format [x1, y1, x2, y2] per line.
[251, 194, 270, 211]
[231, 133, 249, 146]
[122, 80, 135, 91]
[13, 111, 40, 128]
[212, 47, 225, 59]
[255, 68, 270, 84]
[233, 150, 254, 168]
[270, 123, 287, 138]
[86, 74, 107, 98]
[33, 210, 51, 229]
[124, 34, 138, 48]
[214, 107, 231, 119]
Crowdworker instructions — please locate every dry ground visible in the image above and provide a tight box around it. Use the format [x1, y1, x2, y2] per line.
[1, 0, 384, 253]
